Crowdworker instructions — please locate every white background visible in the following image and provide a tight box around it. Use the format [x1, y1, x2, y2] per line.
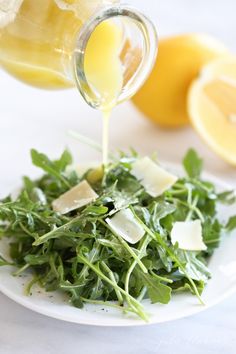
[0, 0, 236, 353]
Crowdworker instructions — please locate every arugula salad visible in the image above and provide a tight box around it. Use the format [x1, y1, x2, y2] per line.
[0, 148, 236, 321]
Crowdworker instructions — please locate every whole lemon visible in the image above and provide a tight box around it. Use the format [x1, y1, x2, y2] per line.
[132, 34, 228, 128]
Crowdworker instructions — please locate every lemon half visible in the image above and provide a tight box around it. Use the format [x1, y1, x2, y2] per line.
[188, 57, 236, 165]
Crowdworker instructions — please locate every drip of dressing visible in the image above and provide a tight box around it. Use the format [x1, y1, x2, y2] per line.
[84, 20, 124, 165]
[102, 110, 111, 165]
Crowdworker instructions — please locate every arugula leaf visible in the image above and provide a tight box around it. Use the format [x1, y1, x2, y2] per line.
[31, 149, 71, 188]
[84, 205, 108, 216]
[225, 216, 236, 232]
[140, 272, 172, 304]
[24, 254, 50, 265]
[202, 218, 221, 253]
[150, 202, 176, 231]
[217, 190, 236, 205]
[0, 255, 12, 266]
[54, 150, 72, 172]
[23, 176, 36, 194]
[183, 149, 203, 178]
[172, 279, 205, 295]
[181, 251, 211, 282]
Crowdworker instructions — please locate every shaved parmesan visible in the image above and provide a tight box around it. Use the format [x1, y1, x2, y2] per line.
[131, 157, 178, 197]
[105, 208, 145, 244]
[52, 180, 98, 214]
[170, 220, 207, 251]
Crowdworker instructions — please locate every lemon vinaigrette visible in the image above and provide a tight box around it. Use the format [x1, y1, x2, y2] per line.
[0, 0, 157, 163]
[0, 0, 83, 88]
[84, 20, 123, 164]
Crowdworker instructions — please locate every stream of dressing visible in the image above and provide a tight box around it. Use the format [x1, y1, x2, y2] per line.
[84, 20, 124, 165]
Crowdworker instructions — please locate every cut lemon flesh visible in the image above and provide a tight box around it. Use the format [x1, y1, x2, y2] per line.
[188, 57, 236, 165]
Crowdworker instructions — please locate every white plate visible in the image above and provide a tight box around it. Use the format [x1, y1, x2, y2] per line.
[0, 164, 236, 326]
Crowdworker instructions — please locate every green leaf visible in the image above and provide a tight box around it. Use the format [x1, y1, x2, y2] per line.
[31, 149, 55, 174]
[152, 202, 176, 220]
[112, 190, 139, 211]
[54, 150, 73, 172]
[172, 279, 205, 295]
[202, 218, 221, 253]
[183, 149, 203, 178]
[150, 202, 176, 231]
[0, 255, 12, 266]
[30, 188, 47, 205]
[23, 176, 36, 194]
[84, 205, 108, 216]
[217, 190, 236, 205]
[181, 252, 211, 283]
[31, 149, 71, 188]
[24, 254, 50, 265]
[97, 237, 130, 260]
[140, 273, 172, 304]
[225, 216, 236, 232]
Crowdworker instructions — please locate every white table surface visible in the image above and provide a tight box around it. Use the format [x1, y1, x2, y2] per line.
[0, 0, 236, 353]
